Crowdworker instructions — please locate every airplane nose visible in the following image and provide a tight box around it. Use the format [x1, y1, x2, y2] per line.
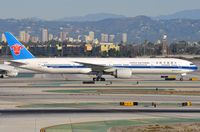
[194, 65, 198, 71]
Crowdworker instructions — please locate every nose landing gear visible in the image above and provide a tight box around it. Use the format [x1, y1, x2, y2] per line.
[180, 73, 187, 81]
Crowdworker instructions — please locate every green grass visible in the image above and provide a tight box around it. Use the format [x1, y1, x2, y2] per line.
[44, 89, 98, 93]
[18, 102, 118, 108]
[45, 118, 200, 132]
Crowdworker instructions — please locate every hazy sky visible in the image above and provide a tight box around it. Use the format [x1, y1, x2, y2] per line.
[1, 0, 200, 20]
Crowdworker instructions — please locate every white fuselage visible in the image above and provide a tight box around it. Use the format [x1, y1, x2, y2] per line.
[11, 58, 198, 76]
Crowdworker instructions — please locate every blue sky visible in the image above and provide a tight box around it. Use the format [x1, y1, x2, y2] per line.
[1, 0, 200, 20]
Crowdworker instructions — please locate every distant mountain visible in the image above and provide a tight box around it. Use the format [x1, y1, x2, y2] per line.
[57, 13, 125, 22]
[22, 17, 45, 22]
[29, 17, 44, 21]
[156, 9, 200, 20]
[1, 15, 200, 43]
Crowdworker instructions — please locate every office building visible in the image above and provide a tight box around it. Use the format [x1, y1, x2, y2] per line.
[1, 33, 6, 42]
[31, 36, 39, 43]
[60, 32, 67, 42]
[101, 33, 109, 43]
[48, 34, 53, 41]
[19, 31, 30, 43]
[122, 33, 127, 44]
[109, 35, 115, 42]
[19, 31, 26, 42]
[42, 29, 48, 42]
[89, 31, 95, 42]
[162, 35, 168, 56]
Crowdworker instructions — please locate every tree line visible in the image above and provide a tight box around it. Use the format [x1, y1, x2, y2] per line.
[1, 40, 200, 57]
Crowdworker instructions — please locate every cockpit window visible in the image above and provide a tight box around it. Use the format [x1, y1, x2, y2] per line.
[190, 63, 194, 65]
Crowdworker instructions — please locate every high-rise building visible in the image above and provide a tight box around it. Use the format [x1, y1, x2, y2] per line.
[77, 35, 81, 42]
[85, 35, 90, 43]
[1, 33, 6, 42]
[49, 34, 53, 41]
[19, 31, 30, 43]
[89, 31, 95, 42]
[162, 35, 168, 56]
[26, 33, 30, 43]
[60, 32, 67, 42]
[19, 31, 26, 42]
[109, 35, 115, 42]
[85, 31, 95, 43]
[101, 33, 109, 43]
[31, 36, 39, 43]
[42, 29, 48, 42]
[122, 33, 127, 44]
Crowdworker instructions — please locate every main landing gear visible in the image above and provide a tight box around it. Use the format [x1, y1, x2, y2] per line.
[180, 73, 186, 81]
[0, 74, 4, 78]
[93, 77, 106, 81]
[93, 72, 106, 81]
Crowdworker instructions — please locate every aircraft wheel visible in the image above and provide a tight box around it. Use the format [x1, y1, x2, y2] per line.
[93, 78, 96, 81]
[0, 75, 4, 78]
[100, 78, 106, 81]
[96, 77, 101, 81]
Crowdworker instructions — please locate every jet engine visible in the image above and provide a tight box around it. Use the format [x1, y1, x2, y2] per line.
[113, 69, 132, 79]
[5, 70, 18, 77]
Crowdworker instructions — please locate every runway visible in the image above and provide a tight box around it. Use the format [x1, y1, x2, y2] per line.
[1, 108, 200, 114]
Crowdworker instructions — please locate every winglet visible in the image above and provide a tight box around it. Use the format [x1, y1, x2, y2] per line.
[4, 32, 35, 60]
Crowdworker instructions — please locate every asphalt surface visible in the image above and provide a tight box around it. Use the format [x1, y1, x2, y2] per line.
[1, 108, 200, 115]
[0, 72, 200, 132]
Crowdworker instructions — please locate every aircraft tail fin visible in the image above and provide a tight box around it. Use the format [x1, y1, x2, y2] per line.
[4, 32, 35, 60]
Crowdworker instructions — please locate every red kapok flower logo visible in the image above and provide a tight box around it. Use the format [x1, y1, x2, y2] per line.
[11, 44, 23, 55]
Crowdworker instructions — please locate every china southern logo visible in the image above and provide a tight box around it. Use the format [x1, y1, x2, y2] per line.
[10, 44, 24, 55]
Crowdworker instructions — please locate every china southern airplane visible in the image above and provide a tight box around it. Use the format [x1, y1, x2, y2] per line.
[4, 32, 198, 81]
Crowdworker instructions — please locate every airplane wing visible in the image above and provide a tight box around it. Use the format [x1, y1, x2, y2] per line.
[74, 61, 111, 72]
[9, 60, 27, 67]
[0, 64, 16, 72]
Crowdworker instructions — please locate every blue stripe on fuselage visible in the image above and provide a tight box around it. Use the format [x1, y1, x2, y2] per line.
[46, 65, 198, 71]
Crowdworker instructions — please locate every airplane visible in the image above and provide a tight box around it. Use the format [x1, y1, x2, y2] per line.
[4, 32, 198, 81]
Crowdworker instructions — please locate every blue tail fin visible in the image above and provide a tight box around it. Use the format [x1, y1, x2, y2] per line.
[4, 32, 35, 60]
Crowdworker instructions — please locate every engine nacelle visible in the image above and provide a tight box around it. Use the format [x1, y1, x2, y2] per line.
[6, 70, 18, 77]
[113, 69, 132, 79]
